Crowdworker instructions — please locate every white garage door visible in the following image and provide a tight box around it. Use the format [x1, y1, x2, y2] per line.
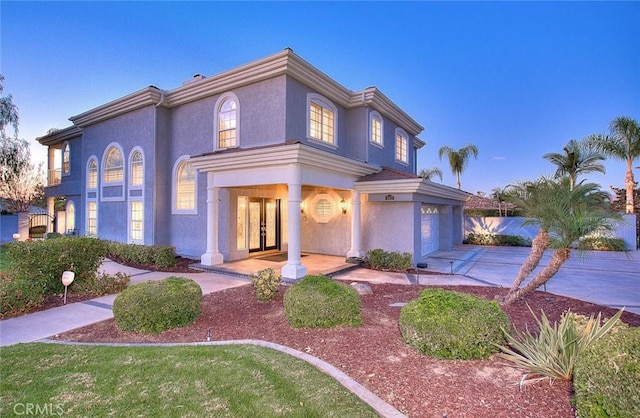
[421, 206, 439, 256]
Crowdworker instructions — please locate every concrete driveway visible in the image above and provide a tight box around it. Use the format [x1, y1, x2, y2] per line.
[423, 245, 640, 314]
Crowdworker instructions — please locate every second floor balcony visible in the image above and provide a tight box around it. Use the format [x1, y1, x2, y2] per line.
[48, 168, 61, 186]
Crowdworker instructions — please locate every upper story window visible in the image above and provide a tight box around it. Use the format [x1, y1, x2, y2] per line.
[395, 129, 409, 164]
[87, 158, 98, 189]
[62, 143, 70, 174]
[103, 145, 124, 183]
[215, 93, 240, 149]
[307, 93, 337, 146]
[130, 149, 144, 187]
[173, 156, 197, 214]
[370, 111, 383, 147]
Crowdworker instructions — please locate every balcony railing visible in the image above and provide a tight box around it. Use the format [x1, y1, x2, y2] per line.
[48, 168, 61, 186]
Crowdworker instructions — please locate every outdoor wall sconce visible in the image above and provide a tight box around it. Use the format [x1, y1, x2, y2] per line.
[61, 270, 75, 305]
[339, 198, 347, 214]
[300, 201, 305, 214]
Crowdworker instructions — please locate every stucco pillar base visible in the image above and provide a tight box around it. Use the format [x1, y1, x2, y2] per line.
[281, 263, 307, 282]
[201, 251, 224, 266]
[346, 249, 365, 258]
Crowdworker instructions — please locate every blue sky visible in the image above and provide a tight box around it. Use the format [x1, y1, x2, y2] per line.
[1, 1, 638, 195]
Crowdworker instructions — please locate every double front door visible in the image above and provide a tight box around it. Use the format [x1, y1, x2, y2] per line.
[249, 198, 280, 253]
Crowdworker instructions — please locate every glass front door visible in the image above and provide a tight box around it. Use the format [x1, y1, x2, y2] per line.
[249, 198, 280, 252]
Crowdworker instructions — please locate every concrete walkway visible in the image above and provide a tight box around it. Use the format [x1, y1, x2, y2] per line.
[336, 245, 640, 314]
[0, 260, 250, 347]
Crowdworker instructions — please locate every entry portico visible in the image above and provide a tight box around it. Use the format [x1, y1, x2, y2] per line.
[189, 141, 379, 280]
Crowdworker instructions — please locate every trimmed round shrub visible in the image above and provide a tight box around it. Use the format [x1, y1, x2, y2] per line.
[574, 326, 640, 418]
[113, 276, 202, 334]
[284, 275, 362, 328]
[399, 288, 509, 359]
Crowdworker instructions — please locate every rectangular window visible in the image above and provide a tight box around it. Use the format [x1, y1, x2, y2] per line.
[371, 118, 382, 145]
[130, 201, 143, 242]
[87, 202, 97, 235]
[88, 169, 97, 189]
[396, 134, 408, 163]
[237, 196, 248, 250]
[309, 102, 334, 144]
[218, 113, 237, 148]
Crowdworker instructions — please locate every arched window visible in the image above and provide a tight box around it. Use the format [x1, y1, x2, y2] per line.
[370, 111, 383, 146]
[172, 156, 197, 214]
[87, 158, 98, 189]
[216, 95, 238, 149]
[62, 142, 70, 174]
[103, 145, 124, 183]
[130, 149, 144, 187]
[66, 201, 75, 233]
[395, 129, 409, 164]
[307, 93, 337, 146]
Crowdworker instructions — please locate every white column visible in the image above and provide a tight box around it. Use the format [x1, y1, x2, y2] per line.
[201, 173, 224, 266]
[282, 166, 307, 280]
[47, 196, 55, 233]
[347, 189, 364, 258]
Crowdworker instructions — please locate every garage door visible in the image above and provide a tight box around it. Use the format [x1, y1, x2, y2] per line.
[421, 206, 439, 256]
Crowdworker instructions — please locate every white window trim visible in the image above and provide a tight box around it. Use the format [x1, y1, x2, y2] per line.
[101, 142, 125, 201]
[172, 155, 198, 215]
[62, 141, 71, 176]
[213, 92, 240, 151]
[65, 200, 76, 233]
[86, 156, 99, 190]
[86, 200, 98, 237]
[306, 93, 338, 148]
[128, 198, 144, 244]
[128, 146, 145, 191]
[369, 111, 384, 148]
[395, 128, 409, 165]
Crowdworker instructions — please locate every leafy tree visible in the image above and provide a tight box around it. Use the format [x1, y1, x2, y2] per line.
[502, 178, 619, 305]
[491, 187, 507, 217]
[418, 167, 443, 181]
[609, 185, 639, 213]
[438, 144, 478, 190]
[0, 75, 44, 212]
[543, 139, 606, 190]
[588, 116, 640, 213]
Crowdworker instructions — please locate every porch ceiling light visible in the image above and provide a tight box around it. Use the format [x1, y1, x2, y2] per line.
[340, 198, 347, 214]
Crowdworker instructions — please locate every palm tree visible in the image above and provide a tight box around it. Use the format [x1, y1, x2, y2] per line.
[418, 167, 443, 181]
[438, 144, 479, 190]
[491, 187, 506, 217]
[543, 139, 606, 190]
[502, 178, 618, 305]
[588, 116, 640, 213]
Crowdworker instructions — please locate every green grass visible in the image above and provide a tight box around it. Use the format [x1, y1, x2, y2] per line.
[0, 245, 9, 272]
[0, 343, 378, 417]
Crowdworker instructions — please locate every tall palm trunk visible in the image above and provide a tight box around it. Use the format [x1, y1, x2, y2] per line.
[503, 247, 571, 305]
[625, 158, 635, 214]
[502, 230, 551, 303]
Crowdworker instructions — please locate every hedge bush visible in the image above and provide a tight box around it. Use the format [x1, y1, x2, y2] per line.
[577, 237, 625, 251]
[399, 288, 509, 359]
[284, 275, 362, 328]
[5, 237, 107, 294]
[0, 272, 44, 318]
[366, 248, 413, 271]
[113, 276, 202, 334]
[574, 326, 640, 418]
[106, 242, 177, 269]
[464, 233, 531, 247]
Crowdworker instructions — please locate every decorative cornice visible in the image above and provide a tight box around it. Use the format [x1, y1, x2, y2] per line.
[189, 142, 379, 179]
[63, 49, 424, 137]
[355, 178, 470, 202]
[69, 87, 164, 128]
[36, 125, 83, 146]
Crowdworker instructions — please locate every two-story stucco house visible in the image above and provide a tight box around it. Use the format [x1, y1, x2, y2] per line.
[37, 49, 469, 280]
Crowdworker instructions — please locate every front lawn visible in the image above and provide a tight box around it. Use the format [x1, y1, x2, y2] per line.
[0, 343, 378, 417]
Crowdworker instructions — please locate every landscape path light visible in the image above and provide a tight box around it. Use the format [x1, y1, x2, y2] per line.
[61, 270, 75, 305]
